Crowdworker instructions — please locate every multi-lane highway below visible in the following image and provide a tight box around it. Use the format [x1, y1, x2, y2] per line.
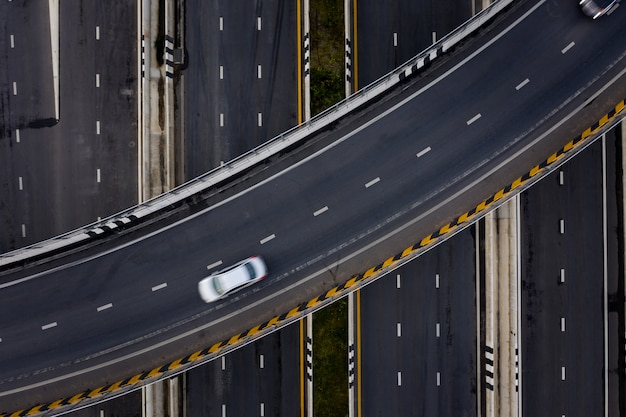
[1, 0, 625, 413]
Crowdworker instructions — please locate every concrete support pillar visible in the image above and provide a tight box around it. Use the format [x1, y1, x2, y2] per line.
[143, 377, 181, 417]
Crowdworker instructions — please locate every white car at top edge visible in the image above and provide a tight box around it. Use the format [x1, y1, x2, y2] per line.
[198, 256, 268, 303]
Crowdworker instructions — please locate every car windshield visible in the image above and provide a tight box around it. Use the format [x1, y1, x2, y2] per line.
[213, 277, 225, 295]
[245, 263, 256, 280]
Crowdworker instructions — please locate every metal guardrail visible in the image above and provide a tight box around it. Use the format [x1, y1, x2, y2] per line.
[0, 0, 516, 270]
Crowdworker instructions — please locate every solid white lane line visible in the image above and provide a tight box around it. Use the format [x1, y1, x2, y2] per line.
[95, 26, 100, 40]
[435, 273, 440, 288]
[559, 170, 564, 185]
[219, 17, 223, 31]
[96, 73, 100, 88]
[96, 120, 101, 135]
[416, 146, 431, 157]
[42, 322, 57, 330]
[397, 322, 401, 337]
[560, 317, 565, 332]
[207, 260, 223, 270]
[21, 224, 26, 238]
[259, 354, 264, 369]
[365, 177, 380, 188]
[515, 78, 530, 90]
[257, 65, 262, 79]
[220, 66, 223, 79]
[258, 112, 263, 127]
[560, 268, 565, 283]
[559, 219, 565, 234]
[466, 113, 482, 125]
[18, 177, 23, 190]
[222, 356, 226, 370]
[151, 283, 167, 292]
[10, 34, 14, 48]
[12, 82, 17, 95]
[15, 129, 20, 143]
[393, 32, 398, 47]
[257, 17, 262, 30]
[561, 41, 575, 54]
[96, 168, 101, 183]
[313, 206, 328, 216]
[260, 234, 275, 244]
[397, 371, 402, 386]
[97, 303, 113, 312]
[396, 274, 401, 288]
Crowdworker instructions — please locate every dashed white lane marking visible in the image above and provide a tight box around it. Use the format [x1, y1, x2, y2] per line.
[257, 17, 262, 30]
[151, 283, 167, 292]
[515, 78, 530, 90]
[257, 64, 262, 79]
[259, 354, 264, 368]
[18, 176, 23, 190]
[42, 322, 57, 330]
[97, 303, 113, 312]
[313, 206, 328, 216]
[219, 66, 224, 79]
[436, 372, 441, 386]
[96, 168, 101, 183]
[435, 273, 440, 288]
[219, 17, 223, 31]
[258, 112, 263, 127]
[260, 234, 275, 244]
[560, 268, 566, 283]
[221, 404, 226, 417]
[416, 146, 431, 158]
[436, 322, 440, 338]
[260, 403, 265, 417]
[15, 129, 20, 143]
[466, 113, 482, 125]
[561, 41, 575, 54]
[96, 73, 100, 88]
[365, 177, 380, 188]
[559, 219, 565, 234]
[393, 32, 398, 47]
[561, 366, 566, 380]
[397, 322, 401, 337]
[432, 31, 437, 43]
[96, 120, 101, 135]
[12, 81, 17, 95]
[561, 317, 566, 332]
[21, 224, 26, 238]
[220, 113, 224, 127]
[397, 371, 402, 386]
[95, 26, 100, 40]
[396, 274, 401, 289]
[559, 170, 565, 185]
[207, 260, 223, 270]
[10, 34, 14, 48]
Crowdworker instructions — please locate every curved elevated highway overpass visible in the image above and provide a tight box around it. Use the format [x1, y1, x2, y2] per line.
[1, 0, 625, 414]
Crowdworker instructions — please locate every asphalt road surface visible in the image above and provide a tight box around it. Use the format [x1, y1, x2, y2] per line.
[1, 0, 625, 412]
[360, 227, 477, 417]
[520, 134, 619, 416]
[180, 0, 298, 180]
[0, 1, 138, 253]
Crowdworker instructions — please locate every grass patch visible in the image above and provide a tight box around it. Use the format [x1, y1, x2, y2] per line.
[313, 298, 348, 417]
[310, 0, 345, 116]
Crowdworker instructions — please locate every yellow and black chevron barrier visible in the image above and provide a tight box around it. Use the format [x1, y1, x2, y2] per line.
[2, 98, 624, 417]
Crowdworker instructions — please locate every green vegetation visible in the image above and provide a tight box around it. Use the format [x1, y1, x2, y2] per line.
[313, 298, 348, 417]
[310, 0, 345, 116]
